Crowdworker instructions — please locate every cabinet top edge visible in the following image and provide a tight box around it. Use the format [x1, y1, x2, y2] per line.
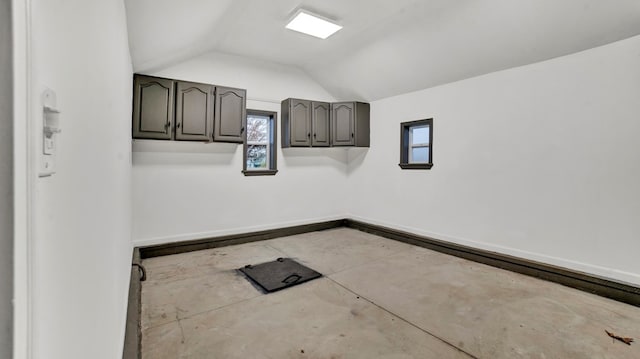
[281, 98, 369, 105]
[133, 73, 246, 92]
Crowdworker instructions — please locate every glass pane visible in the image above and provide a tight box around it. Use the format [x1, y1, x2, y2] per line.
[246, 145, 267, 169]
[411, 125, 429, 145]
[247, 116, 268, 142]
[411, 147, 429, 163]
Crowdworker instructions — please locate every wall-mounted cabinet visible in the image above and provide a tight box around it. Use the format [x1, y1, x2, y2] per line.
[132, 75, 175, 140]
[281, 99, 331, 147]
[331, 102, 370, 147]
[287, 99, 311, 146]
[175, 81, 214, 141]
[312, 101, 331, 147]
[132, 74, 246, 143]
[281, 98, 368, 148]
[214, 86, 246, 143]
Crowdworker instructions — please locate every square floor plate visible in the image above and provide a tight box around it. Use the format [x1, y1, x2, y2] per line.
[239, 258, 322, 293]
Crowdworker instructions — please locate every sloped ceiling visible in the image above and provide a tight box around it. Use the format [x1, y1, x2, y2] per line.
[125, 0, 640, 101]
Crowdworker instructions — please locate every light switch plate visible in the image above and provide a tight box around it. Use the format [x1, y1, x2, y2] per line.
[39, 88, 60, 177]
[43, 137, 54, 155]
[39, 154, 55, 177]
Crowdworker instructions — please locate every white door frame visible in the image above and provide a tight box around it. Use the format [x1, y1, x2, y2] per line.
[12, 0, 33, 357]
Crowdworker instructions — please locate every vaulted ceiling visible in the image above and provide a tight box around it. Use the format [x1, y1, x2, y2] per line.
[124, 0, 640, 101]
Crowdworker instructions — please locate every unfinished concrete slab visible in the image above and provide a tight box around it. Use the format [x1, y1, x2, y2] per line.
[330, 246, 640, 358]
[265, 227, 414, 275]
[141, 227, 640, 358]
[143, 278, 471, 358]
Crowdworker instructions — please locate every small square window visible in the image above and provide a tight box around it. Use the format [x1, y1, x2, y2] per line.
[399, 119, 433, 170]
[243, 110, 278, 176]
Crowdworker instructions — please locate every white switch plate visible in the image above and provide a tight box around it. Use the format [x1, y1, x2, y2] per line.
[39, 136, 56, 176]
[39, 154, 55, 177]
[43, 136, 54, 155]
[39, 88, 60, 177]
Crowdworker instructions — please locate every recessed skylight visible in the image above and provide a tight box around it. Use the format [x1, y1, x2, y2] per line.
[285, 10, 342, 39]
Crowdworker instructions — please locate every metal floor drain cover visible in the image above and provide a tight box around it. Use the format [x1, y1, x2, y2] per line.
[239, 258, 322, 293]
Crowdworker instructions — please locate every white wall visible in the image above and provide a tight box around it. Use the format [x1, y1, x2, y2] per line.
[134, 39, 640, 286]
[133, 52, 347, 245]
[1, 0, 13, 356]
[29, 0, 133, 358]
[347, 35, 640, 286]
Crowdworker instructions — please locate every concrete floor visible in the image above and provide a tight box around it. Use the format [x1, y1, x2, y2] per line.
[141, 228, 640, 358]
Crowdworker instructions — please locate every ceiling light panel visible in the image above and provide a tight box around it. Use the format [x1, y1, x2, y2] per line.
[285, 10, 342, 39]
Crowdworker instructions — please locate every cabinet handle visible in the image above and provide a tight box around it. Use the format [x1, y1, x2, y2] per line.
[164, 122, 170, 129]
[176, 123, 181, 129]
[351, 133, 354, 138]
[241, 127, 245, 134]
[308, 133, 311, 138]
[313, 133, 316, 138]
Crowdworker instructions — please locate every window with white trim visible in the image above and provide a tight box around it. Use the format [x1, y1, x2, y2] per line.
[243, 110, 277, 176]
[399, 119, 433, 169]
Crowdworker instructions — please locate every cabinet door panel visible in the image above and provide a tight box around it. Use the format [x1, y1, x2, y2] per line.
[332, 102, 355, 146]
[312, 102, 330, 147]
[176, 82, 213, 141]
[133, 75, 174, 140]
[290, 99, 311, 146]
[214, 86, 246, 143]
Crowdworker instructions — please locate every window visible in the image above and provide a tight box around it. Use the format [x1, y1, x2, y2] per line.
[399, 119, 433, 169]
[243, 110, 278, 176]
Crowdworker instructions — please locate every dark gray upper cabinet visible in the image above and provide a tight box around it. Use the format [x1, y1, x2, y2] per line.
[331, 102, 355, 146]
[132, 75, 175, 140]
[214, 86, 247, 143]
[282, 98, 309, 147]
[331, 102, 370, 147]
[289, 99, 312, 146]
[132, 74, 247, 143]
[175, 81, 214, 141]
[312, 102, 331, 147]
[282, 98, 369, 148]
[281, 98, 332, 147]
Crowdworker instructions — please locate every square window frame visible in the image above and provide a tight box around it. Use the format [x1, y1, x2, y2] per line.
[242, 109, 278, 176]
[399, 119, 433, 170]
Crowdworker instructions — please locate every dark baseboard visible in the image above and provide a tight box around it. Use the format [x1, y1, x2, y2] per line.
[139, 219, 346, 259]
[345, 219, 640, 307]
[123, 248, 142, 359]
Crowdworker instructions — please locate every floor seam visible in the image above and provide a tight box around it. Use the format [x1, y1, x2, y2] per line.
[175, 292, 264, 322]
[266, 241, 415, 277]
[326, 276, 479, 359]
[177, 318, 186, 345]
[327, 246, 416, 276]
[263, 243, 292, 257]
[141, 290, 264, 331]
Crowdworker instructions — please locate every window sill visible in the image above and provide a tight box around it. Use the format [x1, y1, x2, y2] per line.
[242, 169, 278, 176]
[399, 163, 433, 170]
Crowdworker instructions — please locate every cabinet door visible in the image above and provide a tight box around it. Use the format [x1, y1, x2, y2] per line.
[175, 81, 214, 141]
[214, 86, 246, 143]
[312, 102, 330, 147]
[331, 102, 355, 146]
[132, 75, 174, 140]
[290, 99, 311, 146]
